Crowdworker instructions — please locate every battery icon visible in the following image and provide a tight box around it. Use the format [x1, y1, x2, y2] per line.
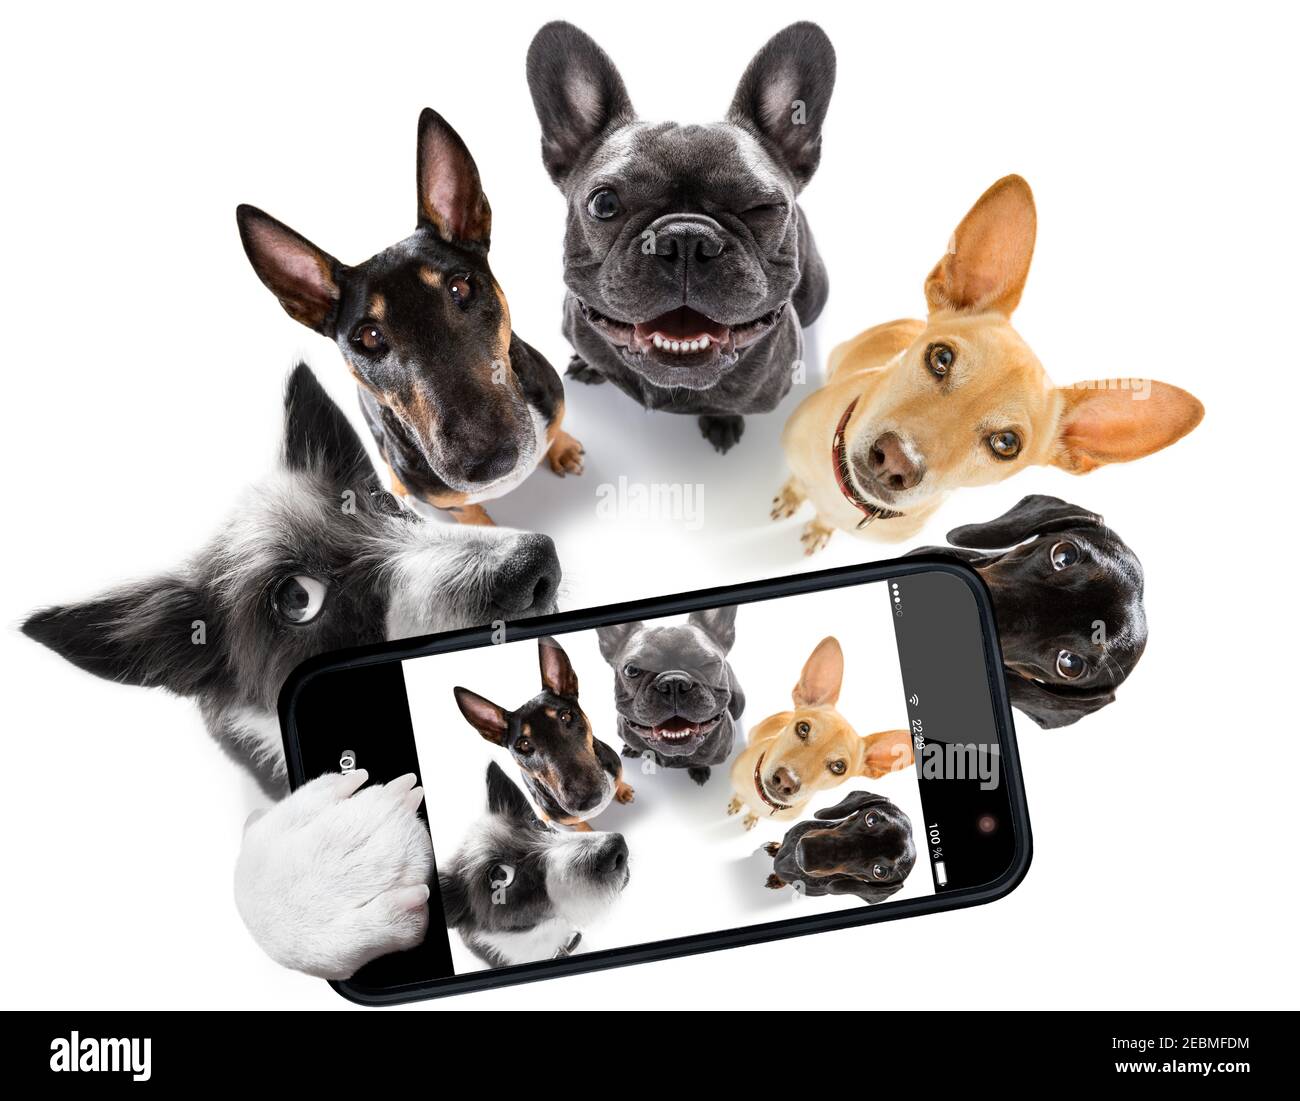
[934, 861, 948, 887]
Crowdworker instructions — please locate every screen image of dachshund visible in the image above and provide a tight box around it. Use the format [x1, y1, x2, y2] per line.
[763, 791, 917, 904]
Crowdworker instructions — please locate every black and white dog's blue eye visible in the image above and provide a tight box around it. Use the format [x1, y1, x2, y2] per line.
[274, 575, 327, 624]
[623, 663, 641, 678]
[1050, 540, 1080, 570]
[1056, 649, 1086, 679]
[587, 188, 622, 219]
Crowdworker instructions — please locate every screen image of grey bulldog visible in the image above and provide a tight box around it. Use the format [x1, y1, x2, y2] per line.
[596, 607, 745, 785]
[526, 21, 835, 453]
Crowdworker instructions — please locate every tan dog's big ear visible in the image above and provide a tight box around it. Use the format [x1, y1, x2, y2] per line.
[792, 636, 844, 707]
[538, 637, 579, 698]
[453, 687, 510, 746]
[1050, 381, 1205, 473]
[925, 175, 1036, 316]
[417, 108, 492, 247]
[859, 729, 914, 779]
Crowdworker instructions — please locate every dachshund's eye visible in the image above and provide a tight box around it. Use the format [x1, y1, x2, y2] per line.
[351, 322, 387, 354]
[587, 188, 622, 219]
[988, 430, 1021, 459]
[872, 864, 888, 880]
[1050, 540, 1080, 570]
[828, 760, 846, 776]
[865, 813, 878, 828]
[796, 721, 811, 739]
[623, 664, 642, 678]
[449, 275, 474, 309]
[514, 737, 535, 756]
[1056, 650, 1086, 680]
[926, 342, 955, 378]
[558, 709, 573, 724]
[274, 575, 327, 624]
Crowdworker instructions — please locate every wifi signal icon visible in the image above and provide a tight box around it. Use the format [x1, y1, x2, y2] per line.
[908, 693, 920, 707]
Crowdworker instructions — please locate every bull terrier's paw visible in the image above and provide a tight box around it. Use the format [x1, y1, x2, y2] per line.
[800, 518, 836, 555]
[234, 771, 432, 980]
[566, 356, 606, 385]
[698, 414, 745, 453]
[547, 430, 585, 476]
[615, 780, 636, 804]
[771, 478, 805, 521]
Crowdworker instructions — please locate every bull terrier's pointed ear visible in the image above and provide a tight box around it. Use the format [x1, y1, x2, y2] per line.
[237, 205, 342, 333]
[728, 22, 836, 190]
[792, 636, 844, 707]
[538, 638, 579, 698]
[281, 364, 374, 487]
[860, 729, 914, 779]
[527, 21, 635, 185]
[454, 687, 510, 746]
[925, 175, 1037, 316]
[1050, 380, 1204, 473]
[416, 108, 492, 247]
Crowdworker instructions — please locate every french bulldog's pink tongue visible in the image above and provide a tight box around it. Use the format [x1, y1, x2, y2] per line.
[634, 306, 729, 341]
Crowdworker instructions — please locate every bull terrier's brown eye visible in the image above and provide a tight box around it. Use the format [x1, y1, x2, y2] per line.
[926, 342, 955, 378]
[352, 322, 387, 353]
[448, 275, 473, 309]
[559, 709, 573, 724]
[587, 188, 622, 220]
[515, 737, 534, 756]
[796, 721, 811, 739]
[1056, 650, 1086, 680]
[988, 430, 1021, 459]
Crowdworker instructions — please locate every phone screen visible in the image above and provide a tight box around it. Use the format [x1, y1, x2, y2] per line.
[284, 563, 1027, 1000]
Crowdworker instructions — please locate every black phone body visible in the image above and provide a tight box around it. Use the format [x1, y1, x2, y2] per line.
[280, 556, 1032, 1004]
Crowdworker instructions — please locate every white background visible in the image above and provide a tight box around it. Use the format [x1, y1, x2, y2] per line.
[1, 0, 1295, 1009]
[404, 587, 923, 975]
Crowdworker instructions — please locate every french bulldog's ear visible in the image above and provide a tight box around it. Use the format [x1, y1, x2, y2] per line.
[924, 175, 1036, 316]
[538, 637, 579, 698]
[454, 687, 510, 746]
[793, 636, 844, 707]
[527, 21, 635, 185]
[236, 204, 342, 333]
[946, 495, 1102, 550]
[282, 364, 374, 487]
[1049, 381, 1204, 474]
[416, 108, 492, 247]
[23, 576, 217, 696]
[1007, 676, 1117, 729]
[859, 729, 914, 779]
[596, 621, 641, 664]
[727, 22, 836, 189]
[688, 606, 737, 652]
[485, 761, 538, 823]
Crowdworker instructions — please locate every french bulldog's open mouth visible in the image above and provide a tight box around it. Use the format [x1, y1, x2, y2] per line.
[623, 712, 722, 753]
[579, 302, 784, 368]
[833, 398, 905, 528]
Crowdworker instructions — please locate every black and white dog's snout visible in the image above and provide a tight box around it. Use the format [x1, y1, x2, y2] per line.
[491, 533, 561, 614]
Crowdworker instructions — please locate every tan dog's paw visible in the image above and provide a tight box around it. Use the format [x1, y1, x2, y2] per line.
[615, 780, 635, 804]
[742, 813, 759, 831]
[547, 430, 584, 476]
[770, 478, 805, 521]
[800, 519, 835, 555]
[726, 796, 744, 816]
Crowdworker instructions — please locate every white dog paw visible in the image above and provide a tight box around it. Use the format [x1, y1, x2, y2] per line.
[234, 771, 433, 980]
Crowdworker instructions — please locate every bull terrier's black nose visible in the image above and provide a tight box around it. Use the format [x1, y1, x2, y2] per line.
[770, 766, 800, 799]
[490, 533, 560, 613]
[462, 446, 519, 485]
[866, 432, 924, 491]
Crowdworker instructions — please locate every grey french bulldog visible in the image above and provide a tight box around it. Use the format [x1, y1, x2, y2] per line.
[596, 607, 745, 785]
[526, 21, 836, 453]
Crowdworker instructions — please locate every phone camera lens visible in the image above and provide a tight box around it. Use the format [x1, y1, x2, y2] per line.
[977, 814, 998, 835]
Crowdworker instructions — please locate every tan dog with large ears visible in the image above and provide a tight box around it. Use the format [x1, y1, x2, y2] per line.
[775, 175, 1205, 551]
[727, 637, 913, 830]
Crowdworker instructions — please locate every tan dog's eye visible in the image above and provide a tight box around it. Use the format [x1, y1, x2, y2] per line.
[796, 721, 811, 739]
[449, 275, 474, 309]
[926, 342, 955, 378]
[988, 430, 1021, 459]
[828, 760, 846, 775]
[515, 737, 534, 756]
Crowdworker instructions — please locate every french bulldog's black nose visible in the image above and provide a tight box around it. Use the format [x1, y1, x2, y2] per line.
[866, 432, 925, 492]
[596, 835, 629, 877]
[653, 671, 695, 701]
[649, 215, 726, 266]
[771, 766, 800, 798]
[491, 533, 560, 613]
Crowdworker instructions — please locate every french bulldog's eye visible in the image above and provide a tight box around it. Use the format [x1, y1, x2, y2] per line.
[274, 574, 327, 625]
[587, 188, 622, 220]
[514, 737, 535, 756]
[351, 322, 387, 354]
[872, 864, 888, 880]
[828, 759, 847, 776]
[448, 275, 474, 309]
[1050, 540, 1080, 571]
[1056, 650, 1086, 680]
[558, 709, 574, 724]
[623, 663, 642, 678]
[796, 721, 811, 739]
[988, 430, 1021, 459]
[926, 342, 955, 378]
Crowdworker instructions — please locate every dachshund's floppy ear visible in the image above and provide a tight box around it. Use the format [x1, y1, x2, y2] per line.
[1006, 676, 1117, 729]
[596, 621, 641, 664]
[827, 877, 906, 905]
[454, 687, 510, 745]
[946, 494, 1101, 550]
[814, 790, 888, 820]
[538, 637, 578, 698]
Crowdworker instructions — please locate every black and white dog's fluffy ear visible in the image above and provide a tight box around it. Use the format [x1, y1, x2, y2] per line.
[946, 495, 1101, 550]
[236, 205, 343, 334]
[282, 363, 374, 487]
[23, 576, 217, 696]
[728, 22, 836, 189]
[688, 605, 737, 653]
[438, 872, 470, 929]
[814, 790, 889, 821]
[596, 620, 642, 664]
[485, 761, 539, 824]
[526, 21, 635, 185]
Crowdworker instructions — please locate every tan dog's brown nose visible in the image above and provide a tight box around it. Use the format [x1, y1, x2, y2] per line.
[770, 766, 800, 799]
[867, 433, 924, 492]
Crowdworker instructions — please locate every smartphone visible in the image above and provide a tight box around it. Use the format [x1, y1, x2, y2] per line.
[280, 556, 1031, 1004]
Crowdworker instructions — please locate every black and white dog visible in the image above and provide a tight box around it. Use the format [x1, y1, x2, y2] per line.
[441, 763, 630, 969]
[527, 21, 835, 453]
[596, 607, 744, 785]
[23, 364, 563, 979]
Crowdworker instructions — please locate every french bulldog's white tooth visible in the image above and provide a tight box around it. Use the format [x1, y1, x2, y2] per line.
[688, 340, 700, 352]
[699, 335, 710, 347]
[670, 341, 681, 353]
[653, 334, 663, 348]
